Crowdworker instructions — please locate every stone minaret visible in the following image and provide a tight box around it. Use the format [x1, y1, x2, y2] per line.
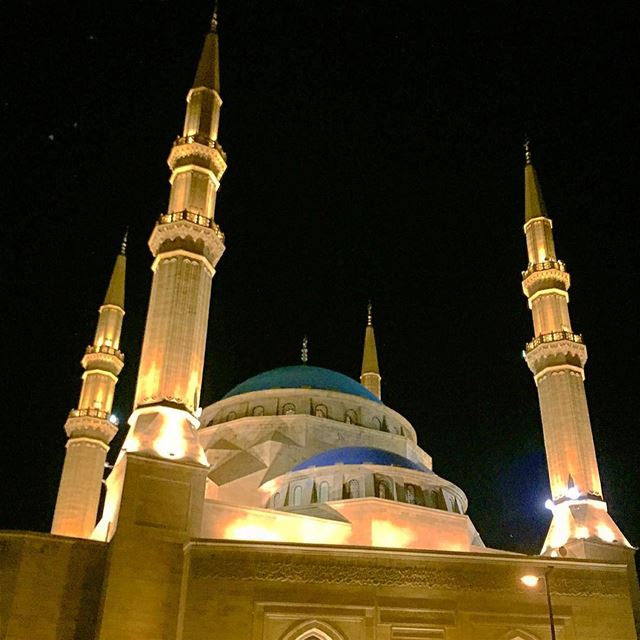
[122, 10, 226, 465]
[360, 301, 381, 399]
[94, 16, 227, 638]
[51, 235, 126, 538]
[521, 142, 630, 557]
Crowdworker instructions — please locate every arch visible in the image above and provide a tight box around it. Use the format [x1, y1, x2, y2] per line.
[292, 485, 303, 506]
[371, 417, 382, 430]
[376, 478, 393, 500]
[318, 481, 330, 503]
[226, 411, 237, 422]
[252, 405, 264, 416]
[283, 403, 296, 415]
[347, 478, 360, 498]
[282, 619, 346, 640]
[405, 484, 416, 505]
[314, 404, 328, 418]
[273, 491, 281, 507]
[344, 409, 357, 425]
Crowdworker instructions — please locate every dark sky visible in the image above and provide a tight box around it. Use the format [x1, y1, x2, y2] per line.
[2, 1, 638, 556]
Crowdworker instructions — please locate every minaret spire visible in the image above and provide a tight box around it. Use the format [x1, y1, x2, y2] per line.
[51, 241, 126, 538]
[301, 335, 309, 364]
[520, 151, 630, 557]
[360, 300, 381, 399]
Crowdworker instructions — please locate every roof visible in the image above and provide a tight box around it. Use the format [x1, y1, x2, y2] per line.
[222, 365, 382, 404]
[292, 446, 430, 473]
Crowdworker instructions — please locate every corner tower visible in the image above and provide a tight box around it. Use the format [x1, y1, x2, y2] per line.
[520, 143, 630, 557]
[360, 301, 381, 399]
[51, 236, 126, 538]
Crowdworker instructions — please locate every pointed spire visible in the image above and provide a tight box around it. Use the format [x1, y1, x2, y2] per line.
[524, 138, 548, 222]
[103, 236, 127, 308]
[193, 5, 221, 91]
[360, 301, 381, 399]
[301, 335, 309, 364]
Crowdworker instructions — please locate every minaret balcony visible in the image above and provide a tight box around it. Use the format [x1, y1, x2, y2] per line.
[526, 330, 583, 353]
[522, 260, 570, 297]
[158, 210, 225, 240]
[65, 408, 118, 443]
[168, 136, 227, 181]
[524, 330, 588, 373]
[81, 346, 125, 375]
[149, 209, 226, 268]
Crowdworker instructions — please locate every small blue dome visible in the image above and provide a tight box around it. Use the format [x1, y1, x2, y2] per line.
[223, 365, 382, 404]
[292, 446, 430, 473]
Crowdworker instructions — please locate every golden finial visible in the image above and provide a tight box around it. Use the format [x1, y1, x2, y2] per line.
[367, 300, 373, 326]
[120, 228, 128, 256]
[210, 1, 218, 32]
[301, 335, 309, 364]
[524, 136, 532, 165]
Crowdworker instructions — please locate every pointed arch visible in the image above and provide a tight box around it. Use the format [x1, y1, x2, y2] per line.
[282, 619, 346, 640]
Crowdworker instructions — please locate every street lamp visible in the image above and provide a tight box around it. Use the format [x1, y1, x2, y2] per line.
[520, 567, 556, 640]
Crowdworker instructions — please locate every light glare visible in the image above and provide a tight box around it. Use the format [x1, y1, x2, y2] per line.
[521, 574, 540, 588]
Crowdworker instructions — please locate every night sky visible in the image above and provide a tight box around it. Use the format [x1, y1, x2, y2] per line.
[2, 1, 638, 556]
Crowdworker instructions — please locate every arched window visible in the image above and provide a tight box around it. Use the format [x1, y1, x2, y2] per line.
[283, 619, 346, 640]
[252, 405, 264, 416]
[292, 485, 302, 506]
[372, 417, 382, 430]
[226, 411, 237, 422]
[273, 491, 281, 507]
[347, 479, 360, 498]
[314, 404, 327, 418]
[377, 479, 392, 500]
[283, 403, 296, 415]
[318, 481, 330, 503]
[345, 409, 357, 425]
[405, 484, 416, 505]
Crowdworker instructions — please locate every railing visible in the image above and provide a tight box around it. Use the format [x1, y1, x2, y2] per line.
[158, 210, 225, 240]
[85, 344, 124, 359]
[525, 330, 583, 353]
[173, 134, 227, 159]
[522, 259, 566, 280]
[68, 408, 109, 420]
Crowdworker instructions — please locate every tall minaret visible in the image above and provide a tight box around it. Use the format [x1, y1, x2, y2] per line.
[521, 142, 630, 556]
[360, 301, 381, 399]
[121, 10, 226, 465]
[51, 235, 126, 538]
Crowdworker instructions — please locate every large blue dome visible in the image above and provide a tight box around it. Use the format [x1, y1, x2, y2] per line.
[292, 446, 430, 473]
[222, 365, 382, 404]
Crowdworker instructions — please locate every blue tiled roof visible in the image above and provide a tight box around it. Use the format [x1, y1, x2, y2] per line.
[222, 365, 382, 404]
[292, 446, 430, 473]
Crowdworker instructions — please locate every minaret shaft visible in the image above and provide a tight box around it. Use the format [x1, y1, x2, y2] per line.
[52, 251, 125, 538]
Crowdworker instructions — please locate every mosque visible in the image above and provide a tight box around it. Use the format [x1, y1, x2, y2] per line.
[1, 12, 638, 640]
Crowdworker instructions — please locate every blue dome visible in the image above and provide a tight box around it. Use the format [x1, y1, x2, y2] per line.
[292, 446, 430, 473]
[223, 365, 382, 404]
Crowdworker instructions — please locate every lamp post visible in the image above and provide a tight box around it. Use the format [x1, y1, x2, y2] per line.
[521, 567, 556, 640]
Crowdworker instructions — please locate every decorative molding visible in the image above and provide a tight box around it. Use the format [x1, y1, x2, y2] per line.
[189, 552, 628, 598]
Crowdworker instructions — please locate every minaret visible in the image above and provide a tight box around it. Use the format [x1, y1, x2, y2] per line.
[51, 235, 126, 538]
[93, 17, 227, 638]
[521, 142, 630, 556]
[122, 10, 226, 464]
[360, 301, 381, 399]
